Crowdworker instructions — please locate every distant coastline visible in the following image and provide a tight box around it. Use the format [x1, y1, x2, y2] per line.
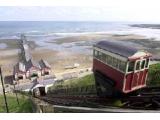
[130, 24, 160, 29]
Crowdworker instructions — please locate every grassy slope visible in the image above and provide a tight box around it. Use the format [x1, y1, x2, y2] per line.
[48, 74, 123, 107]
[63, 74, 95, 88]
[147, 63, 160, 86]
[49, 74, 95, 90]
[49, 62, 160, 89]
[0, 94, 33, 113]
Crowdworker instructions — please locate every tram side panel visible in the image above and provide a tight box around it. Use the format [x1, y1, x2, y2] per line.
[124, 69, 148, 92]
[93, 59, 125, 94]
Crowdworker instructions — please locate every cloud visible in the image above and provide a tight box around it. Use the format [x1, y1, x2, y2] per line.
[0, 5, 159, 22]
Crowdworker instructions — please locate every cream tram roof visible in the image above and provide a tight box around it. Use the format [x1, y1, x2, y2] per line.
[94, 41, 151, 60]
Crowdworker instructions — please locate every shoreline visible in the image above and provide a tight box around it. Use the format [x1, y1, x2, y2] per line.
[130, 24, 160, 29]
[1, 33, 160, 79]
[0, 39, 38, 50]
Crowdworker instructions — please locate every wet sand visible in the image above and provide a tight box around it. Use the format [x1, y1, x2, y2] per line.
[1, 33, 160, 78]
[47, 33, 160, 58]
[31, 48, 92, 75]
[49, 33, 145, 44]
[0, 39, 37, 50]
[0, 53, 19, 76]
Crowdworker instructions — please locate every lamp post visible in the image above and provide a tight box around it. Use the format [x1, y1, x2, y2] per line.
[0, 66, 9, 113]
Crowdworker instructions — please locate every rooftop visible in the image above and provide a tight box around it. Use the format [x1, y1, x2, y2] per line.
[25, 59, 41, 71]
[39, 59, 51, 69]
[94, 40, 140, 58]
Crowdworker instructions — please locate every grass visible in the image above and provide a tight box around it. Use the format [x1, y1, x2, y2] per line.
[49, 74, 95, 90]
[112, 100, 123, 107]
[48, 74, 124, 107]
[63, 74, 95, 88]
[49, 63, 160, 90]
[0, 93, 33, 113]
[147, 63, 160, 86]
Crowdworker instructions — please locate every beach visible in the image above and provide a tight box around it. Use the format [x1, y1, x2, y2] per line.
[1, 31, 160, 80]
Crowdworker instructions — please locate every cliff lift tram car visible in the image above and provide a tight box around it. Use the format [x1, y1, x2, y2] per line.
[93, 41, 152, 97]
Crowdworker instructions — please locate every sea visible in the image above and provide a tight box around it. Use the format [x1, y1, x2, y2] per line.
[0, 21, 160, 54]
[0, 21, 160, 39]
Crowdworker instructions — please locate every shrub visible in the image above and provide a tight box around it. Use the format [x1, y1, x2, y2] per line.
[147, 63, 160, 86]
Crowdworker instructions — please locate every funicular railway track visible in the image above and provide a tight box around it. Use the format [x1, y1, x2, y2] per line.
[122, 86, 160, 110]
[34, 96, 160, 113]
[36, 86, 160, 111]
[35, 74, 160, 111]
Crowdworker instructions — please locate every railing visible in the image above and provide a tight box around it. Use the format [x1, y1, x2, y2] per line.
[48, 85, 97, 96]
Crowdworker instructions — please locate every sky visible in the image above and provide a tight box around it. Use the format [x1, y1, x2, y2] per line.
[0, 0, 160, 22]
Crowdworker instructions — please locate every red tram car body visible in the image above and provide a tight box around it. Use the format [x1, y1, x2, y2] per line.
[93, 41, 152, 94]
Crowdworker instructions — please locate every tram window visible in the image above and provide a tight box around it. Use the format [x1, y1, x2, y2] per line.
[108, 56, 113, 65]
[93, 50, 95, 56]
[145, 59, 149, 68]
[106, 55, 112, 64]
[105, 54, 109, 64]
[136, 61, 140, 70]
[128, 61, 135, 72]
[113, 58, 118, 68]
[116, 59, 120, 69]
[112, 58, 116, 67]
[98, 51, 102, 60]
[119, 61, 126, 72]
[141, 60, 145, 69]
[102, 53, 106, 62]
[94, 50, 98, 58]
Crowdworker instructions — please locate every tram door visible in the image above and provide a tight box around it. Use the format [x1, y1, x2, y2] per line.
[131, 59, 147, 89]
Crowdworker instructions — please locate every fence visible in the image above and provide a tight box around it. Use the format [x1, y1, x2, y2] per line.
[48, 85, 97, 96]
